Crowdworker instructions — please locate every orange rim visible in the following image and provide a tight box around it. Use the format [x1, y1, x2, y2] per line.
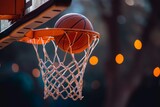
[19, 28, 100, 44]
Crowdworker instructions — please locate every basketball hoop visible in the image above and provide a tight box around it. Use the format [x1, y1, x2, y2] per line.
[20, 28, 100, 100]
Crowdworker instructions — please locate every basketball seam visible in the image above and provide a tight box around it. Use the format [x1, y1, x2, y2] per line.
[55, 15, 78, 27]
[70, 18, 84, 28]
[72, 18, 88, 51]
[73, 18, 86, 44]
[56, 17, 84, 46]
[72, 19, 92, 52]
[63, 18, 85, 50]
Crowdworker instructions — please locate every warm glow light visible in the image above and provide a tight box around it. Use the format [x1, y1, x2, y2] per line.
[125, 0, 134, 6]
[153, 67, 160, 77]
[115, 54, 124, 64]
[32, 68, 40, 78]
[12, 63, 19, 73]
[89, 56, 99, 65]
[134, 39, 142, 50]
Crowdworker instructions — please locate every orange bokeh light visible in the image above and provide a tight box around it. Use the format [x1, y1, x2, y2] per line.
[134, 39, 142, 50]
[32, 68, 40, 78]
[153, 67, 160, 77]
[89, 56, 99, 65]
[115, 54, 124, 64]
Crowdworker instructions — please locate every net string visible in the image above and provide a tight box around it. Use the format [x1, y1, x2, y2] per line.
[30, 32, 99, 100]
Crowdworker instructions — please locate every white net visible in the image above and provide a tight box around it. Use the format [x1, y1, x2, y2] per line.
[30, 31, 99, 100]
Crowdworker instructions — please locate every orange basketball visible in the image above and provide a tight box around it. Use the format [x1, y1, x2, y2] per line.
[54, 13, 93, 54]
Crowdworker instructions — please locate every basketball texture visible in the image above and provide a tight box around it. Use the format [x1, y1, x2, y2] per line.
[54, 13, 93, 54]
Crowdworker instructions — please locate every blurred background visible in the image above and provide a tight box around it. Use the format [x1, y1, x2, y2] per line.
[0, 0, 160, 107]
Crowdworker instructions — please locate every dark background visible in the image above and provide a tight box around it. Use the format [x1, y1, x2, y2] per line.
[0, 0, 160, 107]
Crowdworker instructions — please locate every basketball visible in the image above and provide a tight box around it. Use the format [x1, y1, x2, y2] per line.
[54, 13, 94, 54]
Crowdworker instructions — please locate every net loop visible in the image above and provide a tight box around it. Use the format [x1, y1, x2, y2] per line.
[30, 30, 99, 100]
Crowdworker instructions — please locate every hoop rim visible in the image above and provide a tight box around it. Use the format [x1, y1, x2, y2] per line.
[58, 28, 100, 38]
[19, 28, 100, 44]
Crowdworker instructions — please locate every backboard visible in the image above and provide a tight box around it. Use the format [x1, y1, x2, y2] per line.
[0, 0, 71, 49]
[25, 0, 49, 15]
[1, 0, 49, 31]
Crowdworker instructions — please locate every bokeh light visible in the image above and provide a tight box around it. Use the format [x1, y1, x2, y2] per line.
[134, 39, 142, 50]
[125, 0, 135, 6]
[115, 54, 124, 64]
[153, 67, 160, 77]
[32, 68, 40, 78]
[12, 63, 19, 73]
[89, 56, 99, 65]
